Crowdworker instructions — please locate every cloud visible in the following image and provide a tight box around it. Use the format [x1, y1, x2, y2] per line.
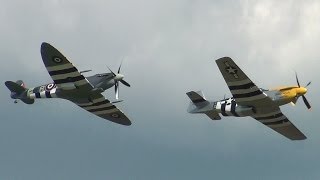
[1, 0, 320, 179]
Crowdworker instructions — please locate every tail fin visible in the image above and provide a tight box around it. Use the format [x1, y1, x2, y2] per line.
[15, 80, 26, 88]
[186, 91, 221, 120]
[5, 81, 26, 94]
[186, 91, 209, 106]
[5, 80, 34, 104]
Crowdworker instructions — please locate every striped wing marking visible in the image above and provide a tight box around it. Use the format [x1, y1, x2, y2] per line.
[40, 42, 93, 91]
[252, 109, 306, 140]
[73, 94, 131, 126]
[215, 57, 274, 107]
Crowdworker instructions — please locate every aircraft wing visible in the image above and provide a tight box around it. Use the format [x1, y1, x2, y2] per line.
[252, 108, 306, 140]
[40, 42, 94, 91]
[71, 93, 131, 126]
[215, 57, 274, 108]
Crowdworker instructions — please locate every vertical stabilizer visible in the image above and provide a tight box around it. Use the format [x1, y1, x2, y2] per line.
[186, 91, 221, 120]
[186, 91, 209, 106]
[5, 80, 34, 104]
[5, 81, 26, 94]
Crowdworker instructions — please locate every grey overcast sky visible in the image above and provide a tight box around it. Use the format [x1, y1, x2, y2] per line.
[1, 0, 320, 179]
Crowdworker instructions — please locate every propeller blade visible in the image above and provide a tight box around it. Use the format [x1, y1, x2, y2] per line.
[118, 57, 125, 74]
[80, 70, 92, 74]
[115, 81, 119, 100]
[112, 100, 123, 104]
[295, 72, 300, 87]
[120, 79, 131, 87]
[306, 81, 311, 87]
[107, 66, 116, 76]
[118, 61, 123, 74]
[302, 95, 311, 109]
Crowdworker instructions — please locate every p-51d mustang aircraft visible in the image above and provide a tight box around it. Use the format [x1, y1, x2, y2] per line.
[5, 42, 132, 126]
[187, 57, 311, 140]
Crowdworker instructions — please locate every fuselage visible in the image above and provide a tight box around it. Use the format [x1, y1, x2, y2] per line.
[202, 86, 308, 118]
[23, 73, 116, 101]
[86, 73, 116, 90]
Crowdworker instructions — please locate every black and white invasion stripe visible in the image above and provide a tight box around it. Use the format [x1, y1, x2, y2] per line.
[217, 99, 239, 117]
[77, 97, 119, 116]
[220, 102, 229, 116]
[253, 110, 291, 127]
[230, 100, 239, 117]
[28, 87, 57, 99]
[46, 63, 89, 87]
[227, 79, 266, 102]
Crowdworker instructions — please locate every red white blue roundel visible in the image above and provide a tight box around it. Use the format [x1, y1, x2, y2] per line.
[45, 83, 56, 91]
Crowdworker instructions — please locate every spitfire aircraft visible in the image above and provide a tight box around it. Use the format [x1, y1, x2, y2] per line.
[187, 57, 311, 140]
[5, 42, 132, 125]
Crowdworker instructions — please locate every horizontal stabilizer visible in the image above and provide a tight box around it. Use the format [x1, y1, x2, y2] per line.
[205, 111, 221, 120]
[21, 98, 35, 104]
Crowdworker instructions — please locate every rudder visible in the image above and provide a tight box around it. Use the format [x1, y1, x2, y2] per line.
[5, 80, 34, 104]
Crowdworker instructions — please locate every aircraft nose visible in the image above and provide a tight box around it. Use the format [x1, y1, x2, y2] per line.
[302, 87, 307, 94]
[114, 74, 124, 81]
[297, 87, 307, 95]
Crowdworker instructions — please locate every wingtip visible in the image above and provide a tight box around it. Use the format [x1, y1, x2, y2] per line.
[215, 56, 232, 62]
[291, 135, 307, 140]
[41, 42, 49, 51]
[40, 42, 54, 50]
[122, 120, 132, 126]
[126, 122, 132, 126]
[186, 91, 194, 95]
[296, 136, 307, 140]
[41, 42, 49, 46]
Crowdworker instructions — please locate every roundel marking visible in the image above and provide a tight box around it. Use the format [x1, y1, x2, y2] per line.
[45, 83, 56, 91]
[111, 113, 120, 118]
[52, 56, 63, 63]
